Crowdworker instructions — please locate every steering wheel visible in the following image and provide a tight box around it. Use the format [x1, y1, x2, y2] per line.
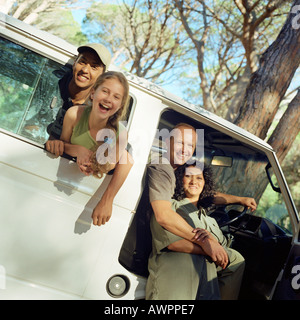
[209, 204, 249, 228]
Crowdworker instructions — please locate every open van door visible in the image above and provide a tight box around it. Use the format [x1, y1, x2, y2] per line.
[272, 224, 300, 300]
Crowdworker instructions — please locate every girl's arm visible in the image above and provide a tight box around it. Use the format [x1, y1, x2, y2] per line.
[60, 107, 76, 144]
[46, 106, 81, 157]
[92, 126, 133, 225]
[92, 150, 134, 226]
[64, 142, 93, 168]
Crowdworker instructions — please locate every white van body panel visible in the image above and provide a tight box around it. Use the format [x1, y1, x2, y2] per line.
[0, 133, 139, 299]
[0, 64, 165, 300]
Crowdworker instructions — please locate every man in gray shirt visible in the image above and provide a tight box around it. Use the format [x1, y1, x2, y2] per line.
[147, 123, 230, 268]
[119, 123, 256, 294]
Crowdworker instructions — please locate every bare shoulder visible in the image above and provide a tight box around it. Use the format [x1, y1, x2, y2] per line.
[61, 105, 86, 142]
[65, 105, 85, 123]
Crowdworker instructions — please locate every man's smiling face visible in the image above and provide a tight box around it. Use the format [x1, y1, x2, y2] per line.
[72, 50, 104, 90]
[168, 125, 197, 168]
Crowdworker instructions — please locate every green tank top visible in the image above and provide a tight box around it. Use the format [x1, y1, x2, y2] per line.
[71, 106, 96, 150]
[70, 106, 126, 151]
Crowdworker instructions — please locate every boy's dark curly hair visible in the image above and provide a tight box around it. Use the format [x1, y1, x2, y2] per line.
[173, 161, 216, 209]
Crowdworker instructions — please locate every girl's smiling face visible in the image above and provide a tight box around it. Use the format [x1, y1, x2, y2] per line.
[90, 78, 124, 120]
[183, 165, 205, 199]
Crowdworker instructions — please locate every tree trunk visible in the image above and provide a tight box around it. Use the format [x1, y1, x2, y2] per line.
[235, 0, 300, 141]
[216, 1, 300, 204]
[237, 91, 300, 204]
[268, 89, 300, 163]
[225, 66, 252, 121]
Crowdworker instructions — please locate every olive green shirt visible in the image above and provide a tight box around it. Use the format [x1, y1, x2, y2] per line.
[71, 106, 96, 150]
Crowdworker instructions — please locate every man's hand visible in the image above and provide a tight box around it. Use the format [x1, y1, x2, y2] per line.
[45, 139, 64, 157]
[192, 228, 228, 269]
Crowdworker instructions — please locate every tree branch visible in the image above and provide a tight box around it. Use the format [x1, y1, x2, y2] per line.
[234, 0, 247, 15]
[267, 90, 300, 163]
[252, 0, 286, 30]
[235, 0, 300, 139]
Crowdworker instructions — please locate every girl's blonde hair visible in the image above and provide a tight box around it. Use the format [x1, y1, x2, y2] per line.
[88, 71, 130, 178]
[89, 144, 115, 179]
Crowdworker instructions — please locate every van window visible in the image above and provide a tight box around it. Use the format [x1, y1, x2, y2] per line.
[0, 36, 63, 144]
[0, 36, 135, 145]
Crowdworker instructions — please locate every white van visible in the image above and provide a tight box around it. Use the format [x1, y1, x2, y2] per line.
[0, 13, 299, 300]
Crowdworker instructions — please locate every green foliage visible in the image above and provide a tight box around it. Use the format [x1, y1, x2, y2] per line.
[256, 184, 292, 233]
[34, 9, 88, 46]
[83, 1, 190, 80]
[174, 0, 292, 112]
[0, 77, 33, 132]
[282, 133, 300, 213]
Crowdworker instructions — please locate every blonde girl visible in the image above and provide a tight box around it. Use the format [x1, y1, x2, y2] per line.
[46, 71, 133, 226]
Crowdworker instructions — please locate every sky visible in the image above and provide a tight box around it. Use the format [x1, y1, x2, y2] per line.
[71, 4, 299, 106]
[71, 7, 188, 101]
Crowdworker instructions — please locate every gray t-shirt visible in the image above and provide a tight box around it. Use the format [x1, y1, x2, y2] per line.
[147, 160, 175, 204]
[118, 158, 176, 277]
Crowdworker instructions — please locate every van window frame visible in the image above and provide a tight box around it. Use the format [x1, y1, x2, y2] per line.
[0, 34, 136, 158]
